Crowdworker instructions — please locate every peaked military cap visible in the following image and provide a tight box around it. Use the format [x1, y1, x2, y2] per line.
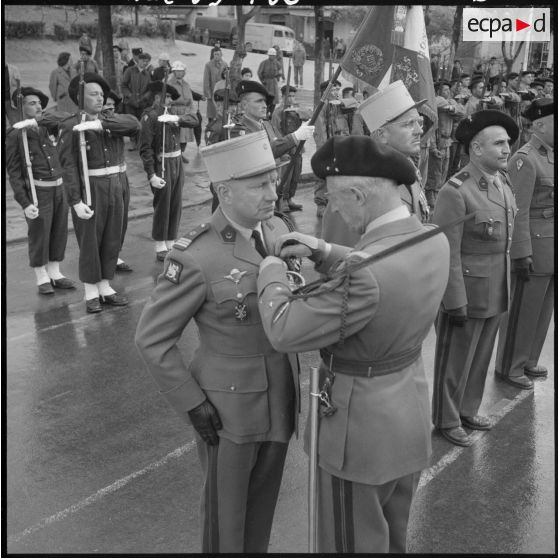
[456, 109, 519, 154]
[68, 73, 110, 105]
[12, 86, 49, 110]
[236, 79, 273, 103]
[523, 98, 553, 121]
[311, 136, 417, 186]
[146, 81, 180, 100]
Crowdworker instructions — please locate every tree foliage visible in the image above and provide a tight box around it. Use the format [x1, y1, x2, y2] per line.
[329, 6, 368, 30]
[230, 6, 262, 92]
[425, 6, 455, 42]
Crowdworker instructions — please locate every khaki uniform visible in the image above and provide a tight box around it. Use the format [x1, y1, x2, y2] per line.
[496, 134, 554, 378]
[432, 163, 517, 428]
[135, 208, 299, 553]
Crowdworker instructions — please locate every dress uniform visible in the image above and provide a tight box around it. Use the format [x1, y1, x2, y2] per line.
[495, 99, 554, 388]
[431, 110, 519, 446]
[135, 131, 300, 553]
[257, 136, 450, 552]
[138, 81, 199, 260]
[58, 73, 141, 312]
[6, 87, 75, 294]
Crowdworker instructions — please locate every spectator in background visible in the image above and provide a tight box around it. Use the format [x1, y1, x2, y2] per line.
[5, 63, 22, 126]
[273, 45, 285, 80]
[78, 31, 93, 55]
[431, 53, 441, 80]
[351, 85, 377, 136]
[202, 28, 210, 45]
[292, 40, 306, 88]
[542, 77, 553, 98]
[241, 67, 253, 80]
[144, 52, 154, 76]
[258, 48, 282, 116]
[112, 45, 127, 96]
[487, 57, 502, 78]
[126, 47, 143, 69]
[49, 52, 78, 114]
[451, 59, 463, 81]
[151, 52, 171, 82]
[74, 46, 99, 75]
[340, 86, 358, 133]
[203, 48, 228, 125]
[117, 39, 130, 64]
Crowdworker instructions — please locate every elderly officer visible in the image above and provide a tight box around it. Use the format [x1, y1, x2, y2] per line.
[58, 73, 141, 313]
[135, 131, 300, 553]
[495, 99, 554, 389]
[431, 110, 519, 446]
[256, 135, 450, 552]
[6, 86, 75, 294]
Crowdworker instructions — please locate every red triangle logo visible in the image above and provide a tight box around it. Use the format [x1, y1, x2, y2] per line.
[516, 19, 530, 32]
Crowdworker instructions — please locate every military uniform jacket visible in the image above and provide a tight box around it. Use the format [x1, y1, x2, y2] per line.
[508, 134, 554, 275]
[433, 96, 465, 150]
[258, 215, 450, 485]
[238, 114, 297, 161]
[58, 113, 140, 206]
[432, 162, 517, 318]
[135, 209, 300, 444]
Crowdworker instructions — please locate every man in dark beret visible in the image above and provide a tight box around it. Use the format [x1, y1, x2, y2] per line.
[495, 99, 554, 389]
[431, 110, 519, 446]
[6, 86, 76, 294]
[256, 135, 450, 552]
[58, 72, 141, 313]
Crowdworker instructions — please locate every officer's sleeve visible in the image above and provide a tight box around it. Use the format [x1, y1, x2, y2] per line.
[57, 118, 83, 206]
[135, 250, 208, 421]
[139, 112, 157, 178]
[266, 122, 297, 158]
[5, 130, 32, 209]
[102, 114, 141, 136]
[507, 154, 536, 259]
[257, 255, 378, 353]
[431, 184, 467, 311]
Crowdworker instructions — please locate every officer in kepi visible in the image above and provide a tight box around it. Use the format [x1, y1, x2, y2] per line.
[256, 136, 450, 552]
[431, 110, 519, 447]
[135, 130, 300, 553]
[495, 98, 554, 389]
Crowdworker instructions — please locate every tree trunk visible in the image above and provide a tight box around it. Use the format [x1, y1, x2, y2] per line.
[450, 6, 463, 68]
[98, 6, 115, 90]
[314, 6, 325, 108]
[230, 6, 261, 94]
[502, 41, 525, 74]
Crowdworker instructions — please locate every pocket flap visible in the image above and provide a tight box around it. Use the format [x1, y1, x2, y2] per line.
[196, 354, 268, 393]
[475, 210, 502, 224]
[462, 260, 489, 277]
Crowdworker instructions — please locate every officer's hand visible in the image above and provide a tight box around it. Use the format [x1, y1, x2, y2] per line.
[293, 123, 315, 142]
[273, 232, 329, 262]
[149, 175, 166, 189]
[158, 113, 180, 123]
[73, 119, 103, 132]
[260, 255, 286, 273]
[73, 202, 94, 220]
[24, 204, 39, 219]
[446, 305, 468, 327]
[13, 118, 39, 130]
[188, 400, 222, 446]
[513, 256, 534, 282]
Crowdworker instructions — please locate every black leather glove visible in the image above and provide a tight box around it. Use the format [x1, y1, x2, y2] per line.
[513, 256, 534, 282]
[447, 305, 468, 327]
[188, 400, 222, 446]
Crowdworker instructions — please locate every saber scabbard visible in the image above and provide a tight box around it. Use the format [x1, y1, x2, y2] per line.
[308, 366, 320, 552]
[21, 129, 38, 206]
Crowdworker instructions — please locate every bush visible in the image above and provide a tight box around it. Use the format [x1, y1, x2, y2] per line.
[53, 23, 69, 42]
[5, 21, 45, 39]
[70, 22, 98, 39]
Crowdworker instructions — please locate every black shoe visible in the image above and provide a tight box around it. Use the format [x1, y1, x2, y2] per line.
[495, 370, 534, 390]
[115, 262, 133, 273]
[460, 415, 492, 431]
[439, 426, 473, 447]
[100, 293, 129, 306]
[86, 297, 102, 313]
[50, 277, 76, 289]
[38, 282, 55, 295]
[288, 200, 303, 211]
[156, 250, 169, 262]
[524, 365, 548, 378]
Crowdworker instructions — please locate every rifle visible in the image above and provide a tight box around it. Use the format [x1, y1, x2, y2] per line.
[220, 67, 231, 141]
[281, 55, 292, 136]
[78, 61, 92, 206]
[161, 65, 169, 179]
[16, 79, 38, 207]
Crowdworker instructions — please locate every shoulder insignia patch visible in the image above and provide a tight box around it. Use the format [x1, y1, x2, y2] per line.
[516, 158, 524, 171]
[448, 171, 469, 188]
[164, 259, 183, 284]
[173, 223, 210, 251]
[478, 176, 488, 190]
[220, 224, 236, 243]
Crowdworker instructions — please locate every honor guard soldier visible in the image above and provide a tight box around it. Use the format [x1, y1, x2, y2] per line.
[495, 99, 554, 389]
[6, 87, 76, 294]
[256, 136, 450, 552]
[58, 73, 141, 313]
[431, 110, 519, 447]
[135, 131, 300, 553]
[138, 80, 199, 261]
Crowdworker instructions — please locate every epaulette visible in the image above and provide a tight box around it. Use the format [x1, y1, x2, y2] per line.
[274, 210, 296, 232]
[447, 171, 470, 188]
[173, 223, 210, 251]
[517, 144, 532, 155]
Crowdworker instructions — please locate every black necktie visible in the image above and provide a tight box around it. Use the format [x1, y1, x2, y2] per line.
[251, 230, 268, 258]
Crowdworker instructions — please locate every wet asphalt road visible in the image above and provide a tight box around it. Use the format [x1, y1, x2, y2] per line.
[6, 187, 554, 553]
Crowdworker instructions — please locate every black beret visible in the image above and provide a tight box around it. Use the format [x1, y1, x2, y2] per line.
[137, 52, 149, 60]
[319, 79, 341, 92]
[280, 84, 297, 95]
[523, 98, 553, 121]
[236, 80, 273, 103]
[455, 110, 519, 154]
[131, 47, 143, 55]
[68, 73, 110, 105]
[507, 72, 519, 80]
[112, 44, 123, 52]
[311, 136, 417, 186]
[470, 77, 485, 88]
[531, 80, 544, 88]
[12, 86, 49, 110]
[105, 89, 122, 107]
[460, 73, 470, 79]
[79, 45, 92, 55]
[146, 81, 180, 100]
[521, 70, 535, 76]
[342, 86, 354, 94]
[240, 67, 252, 76]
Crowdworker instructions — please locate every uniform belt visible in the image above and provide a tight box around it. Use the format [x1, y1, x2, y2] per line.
[530, 208, 554, 219]
[320, 344, 422, 378]
[88, 164, 127, 177]
[34, 177, 63, 187]
[162, 150, 181, 158]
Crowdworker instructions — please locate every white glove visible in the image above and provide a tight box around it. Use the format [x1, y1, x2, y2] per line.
[149, 175, 166, 189]
[158, 113, 180, 123]
[24, 204, 39, 219]
[13, 118, 38, 130]
[73, 201, 94, 220]
[73, 119, 103, 132]
[273, 232, 329, 262]
[293, 123, 315, 142]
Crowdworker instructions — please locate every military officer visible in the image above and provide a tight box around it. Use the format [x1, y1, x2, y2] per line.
[135, 131, 300, 553]
[6, 86, 75, 294]
[58, 73, 141, 313]
[138, 80, 199, 261]
[431, 110, 519, 447]
[256, 136, 450, 552]
[495, 99, 554, 389]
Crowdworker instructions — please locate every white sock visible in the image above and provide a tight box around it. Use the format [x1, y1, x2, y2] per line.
[47, 261, 64, 280]
[84, 282, 99, 300]
[33, 266, 50, 285]
[155, 241, 167, 252]
[97, 279, 116, 297]
[166, 240, 176, 250]
[117, 257, 124, 265]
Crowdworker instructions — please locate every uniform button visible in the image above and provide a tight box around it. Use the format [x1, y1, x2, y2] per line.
[230, 385, 236, 391]
[508, 236, 512, 240]
[47, 155, 51, 159]
[236, 293, 242, 299]
[506, 250, 510, 254]
[464, 268, 469, 274]
[535, 233, 541, 238]
[508, 224, 512, 227]
[489, 218, 494, 222]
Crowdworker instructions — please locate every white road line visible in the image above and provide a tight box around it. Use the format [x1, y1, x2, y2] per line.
[7, 440, 198, 545]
